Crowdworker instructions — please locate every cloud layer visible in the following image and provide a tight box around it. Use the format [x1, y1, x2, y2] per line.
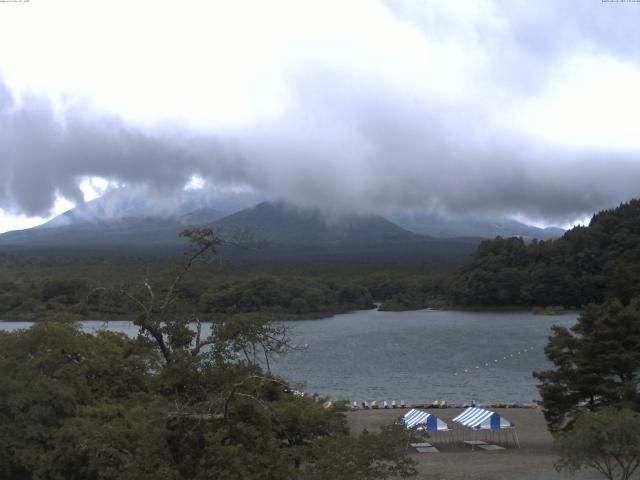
[0, 0, 639, 225]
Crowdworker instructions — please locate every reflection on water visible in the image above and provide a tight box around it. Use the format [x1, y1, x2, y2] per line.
[1, 308, 577, 403]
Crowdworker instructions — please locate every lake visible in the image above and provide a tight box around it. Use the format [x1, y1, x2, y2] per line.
[0, 308, 577, 404]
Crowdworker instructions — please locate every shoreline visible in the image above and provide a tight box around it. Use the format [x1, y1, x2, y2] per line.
[346, 408, 600, 480]
[346, 401, 540, 411]
[0, 305, 580, 323]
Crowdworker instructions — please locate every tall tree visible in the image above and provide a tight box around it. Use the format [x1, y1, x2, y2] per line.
[534, 298, 640, 431]
[555, 407, 640, 480]
[117, 227, 416, 479]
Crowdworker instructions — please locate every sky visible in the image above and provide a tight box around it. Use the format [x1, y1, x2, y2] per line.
[0, 0, 639, 233]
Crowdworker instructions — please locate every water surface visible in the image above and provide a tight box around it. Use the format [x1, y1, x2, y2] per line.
[271, 309, 577, 404]
[1, 309, 577, 404]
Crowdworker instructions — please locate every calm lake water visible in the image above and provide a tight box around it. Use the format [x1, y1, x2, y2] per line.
[1, 309, 577, 404]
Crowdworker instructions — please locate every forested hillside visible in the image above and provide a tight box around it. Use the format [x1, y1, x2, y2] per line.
[0, 254, 453, 320]
[2, 200, 638, 318]
[450, 199, 640, 307]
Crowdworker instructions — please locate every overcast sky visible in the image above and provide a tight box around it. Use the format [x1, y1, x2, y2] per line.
[0, 0, 639, 232]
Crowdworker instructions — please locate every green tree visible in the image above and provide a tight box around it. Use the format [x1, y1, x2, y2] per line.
[301, 424, 416, 480]
[0, 321, 175, 480]
[452, 199, 640, 308]
[120, 228, 225, 365]
[0, 229, 416, 479]
[119, 227, 415, 479]
[534, 298, 640, 431]
[555, 407, 640, 480]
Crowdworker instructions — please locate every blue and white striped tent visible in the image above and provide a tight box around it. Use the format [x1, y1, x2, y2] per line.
[452, 407, 513, 430]
[403, 409, 452, 431]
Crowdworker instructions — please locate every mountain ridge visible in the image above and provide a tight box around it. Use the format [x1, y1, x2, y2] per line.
[0, 201, 479, 261]
[390, 211, 564, 240]
[0, 186, 565, 261]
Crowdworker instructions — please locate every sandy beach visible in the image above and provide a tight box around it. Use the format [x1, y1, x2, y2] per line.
[346, 407, 602, 480]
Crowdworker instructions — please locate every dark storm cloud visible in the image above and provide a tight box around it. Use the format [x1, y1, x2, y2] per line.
[215, 66, 640, 224]
[1, 70, 639, 225]
[0, 87, 197, 216]
[1, 0, 639, 224]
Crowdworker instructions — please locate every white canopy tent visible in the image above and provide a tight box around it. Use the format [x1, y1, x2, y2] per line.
[403, 408, 452, 431]
[452, 407, 520, 448]
[402, 408, 452, 444]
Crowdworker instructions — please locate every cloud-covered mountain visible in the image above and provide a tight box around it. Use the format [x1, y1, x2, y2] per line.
[208, 202, 480, 262]
[390, 211, 564, 240]
[213, 202, 420, 246]
[0, 185, 567, 259]
[38, 186, 262, 229]
[1, 2, 639, 229]
[0, 197, 479, 261]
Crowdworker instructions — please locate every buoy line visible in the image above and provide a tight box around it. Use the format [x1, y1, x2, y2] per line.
[452, 346, 536, 376]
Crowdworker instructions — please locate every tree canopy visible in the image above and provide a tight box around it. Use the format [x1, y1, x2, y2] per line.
[534, 298, 640, 431]
[555, 407, 640, 480]
[0, 229, 416, 479]
[451, 199, 640, 308]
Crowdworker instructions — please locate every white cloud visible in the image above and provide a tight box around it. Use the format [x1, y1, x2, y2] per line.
[511, 54, 640, 150]
[184, 175, 205, 191]
[0, 0, 639, 226]
[0, 196, 73, 234]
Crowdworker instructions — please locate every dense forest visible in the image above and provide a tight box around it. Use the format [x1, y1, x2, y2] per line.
[450, 199, 640, 308]
[1, 199, 639, 320]
[0, 322, 417, 479]
[0, 230, 417, 479]
[0, 254, 452, 320]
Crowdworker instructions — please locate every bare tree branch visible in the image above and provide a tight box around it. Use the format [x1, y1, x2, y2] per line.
[223, 375, 288, 420]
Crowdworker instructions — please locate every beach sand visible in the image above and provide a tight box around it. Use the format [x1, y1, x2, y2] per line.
[346, 407, 602, 480]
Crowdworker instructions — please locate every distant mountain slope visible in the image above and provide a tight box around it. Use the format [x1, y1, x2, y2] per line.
[40, 186, 261, 229]
[178, 208, 226, 226]
[0, 186, 253, 255]
[0, 217, 189, 255]
[0, 201, 480, 261]
[213, 202, 421, 246]
[36, 185, 563, 240]
[3, 185, 565, 261]
[391, 211, 564, 240]
[210, 202, 480, 261]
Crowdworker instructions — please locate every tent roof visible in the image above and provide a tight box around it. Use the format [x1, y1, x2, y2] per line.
[403, 409, 451, 431]
[452, 407, 514, 430]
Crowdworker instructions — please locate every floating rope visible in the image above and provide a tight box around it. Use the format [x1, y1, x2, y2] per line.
[452, 346, 536, 376]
